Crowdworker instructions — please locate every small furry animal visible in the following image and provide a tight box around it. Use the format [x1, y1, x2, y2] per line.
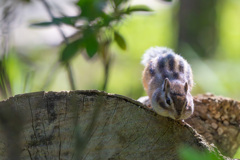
[141, 47, 194, 120]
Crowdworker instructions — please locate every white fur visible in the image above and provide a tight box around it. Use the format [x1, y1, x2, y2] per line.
[141, 47, 174, 66]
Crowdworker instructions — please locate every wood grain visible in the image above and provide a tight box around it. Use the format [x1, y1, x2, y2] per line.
[0, 90, 231, 160]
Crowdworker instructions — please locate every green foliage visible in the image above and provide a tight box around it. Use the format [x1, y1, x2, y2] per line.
[77, 0, 106, 21]
[234, 147, 240, 159]
[0, 52, 37, 100]
[31, 16, 78, 27]
[31, 21, 54, 27]
[61, 39, 83, 63]
[124, 5, 153, 14]
[179, 146, 224, 160]
[31, 0, 151, 90]
[217, 0, 240, 60]
[0, 56, 12, 99]
[114, 31, 126, 50]
[85, 33, 99, 58]
[32, 0, 151, 62]
[3, 0, 240, 101]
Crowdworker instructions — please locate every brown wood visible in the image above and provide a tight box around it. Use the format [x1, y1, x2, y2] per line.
[0, 90, 234, 160]
[186, 93, 240, 157]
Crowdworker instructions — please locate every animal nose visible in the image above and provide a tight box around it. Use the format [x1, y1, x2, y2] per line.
[174, 112, 181, 120]
[176, 109, 182, 116]
[174, 115, 181, 120]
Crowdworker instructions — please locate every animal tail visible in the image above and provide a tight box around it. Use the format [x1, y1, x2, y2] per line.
[141, 47, 174, 66]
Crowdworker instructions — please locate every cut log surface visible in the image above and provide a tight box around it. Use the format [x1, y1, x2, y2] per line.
[0, 90, 234, 160]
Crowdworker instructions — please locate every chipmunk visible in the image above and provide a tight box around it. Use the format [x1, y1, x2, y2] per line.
[141, 47, 194, 120]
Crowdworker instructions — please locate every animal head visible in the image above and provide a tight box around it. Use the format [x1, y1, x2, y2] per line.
[151, 78, 194, 120]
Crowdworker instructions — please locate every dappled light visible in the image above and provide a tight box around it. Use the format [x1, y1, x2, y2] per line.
[1, 0, 239, 101]
[0, 0, 240, 158]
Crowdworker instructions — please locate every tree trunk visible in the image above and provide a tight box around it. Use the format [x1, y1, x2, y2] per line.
[178, 0, 217, 57]
[0, 90, 237, 159]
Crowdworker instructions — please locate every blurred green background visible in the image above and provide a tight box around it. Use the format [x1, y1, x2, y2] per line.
[1, 0, 240, 158]
[1, 0, 240, 101]
[1, 0, 239, 101]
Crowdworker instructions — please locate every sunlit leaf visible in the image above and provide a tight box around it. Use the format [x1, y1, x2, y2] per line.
[179, 146, 224, 160]
[114, 31, 126, 50]
[60, 40, 83, 63]
[125, 5, 152, 14]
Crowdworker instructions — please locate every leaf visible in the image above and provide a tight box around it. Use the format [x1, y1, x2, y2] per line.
[31, 16, 78, 28]
[114, 31, 126, 50]
[101, 13, 114, 27]
[54, 16, 78, 26]
[85, 36, 98, 58]
[60, 39, 83, 63]
[179, 146, 224, 160]
[77, 0, 106, 20]
[30, 21, 54, 27]
[125, 5, 152, 14]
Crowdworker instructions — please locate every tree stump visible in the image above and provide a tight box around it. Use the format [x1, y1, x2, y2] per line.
[0, 90, 237, 159]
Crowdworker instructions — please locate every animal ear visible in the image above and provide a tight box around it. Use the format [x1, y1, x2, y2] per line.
[184, 82, 188, 93]
[163, 78, 170, 92]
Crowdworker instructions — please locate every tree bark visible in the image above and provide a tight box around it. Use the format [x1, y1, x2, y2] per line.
[186, 93, 240, 157]
[0, 90, 236, 160]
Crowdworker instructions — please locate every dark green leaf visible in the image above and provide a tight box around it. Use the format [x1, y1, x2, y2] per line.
[60, 39, 83, 63]
[30, 21, 54, 27]
[31, 16, 78, 28]
[77, 0, 106, 20]
[114, 31, 126, 50]
[125, 5, 152, 14]
[54, 16, 78, 26]
[101, 13, 114, 27]
[85, 36, 98, 58]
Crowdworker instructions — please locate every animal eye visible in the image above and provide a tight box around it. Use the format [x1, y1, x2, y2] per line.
[166, 97, 171, 105]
